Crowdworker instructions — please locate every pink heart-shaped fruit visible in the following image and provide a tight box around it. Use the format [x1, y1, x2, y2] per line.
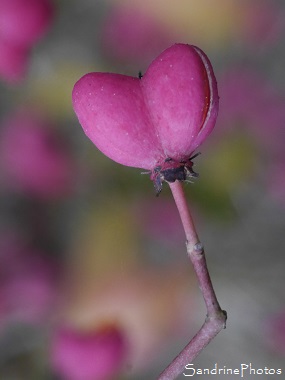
[72, 44, 219, 190]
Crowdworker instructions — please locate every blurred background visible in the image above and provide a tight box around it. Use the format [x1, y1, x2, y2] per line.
[0, 0, 285, 379]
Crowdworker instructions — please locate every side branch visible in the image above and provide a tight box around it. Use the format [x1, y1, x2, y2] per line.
[158, 181, 227, 380]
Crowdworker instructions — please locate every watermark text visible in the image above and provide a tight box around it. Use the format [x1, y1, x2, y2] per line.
[183, 363, 282, 377]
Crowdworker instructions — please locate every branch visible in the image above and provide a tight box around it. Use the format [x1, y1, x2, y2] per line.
[158, 181, 227, 380]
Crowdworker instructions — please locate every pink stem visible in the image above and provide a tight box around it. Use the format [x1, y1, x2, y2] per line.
[158, 181, 227, 380]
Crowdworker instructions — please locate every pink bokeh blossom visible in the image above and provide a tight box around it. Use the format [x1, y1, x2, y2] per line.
[55, 267, 196, 377]
[0, 0, 54, 83]
[0, 233, 58, 327]
[50, 325, 128, 380]
[0, 36, 29, 83]
[0, 109, 75, 199]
